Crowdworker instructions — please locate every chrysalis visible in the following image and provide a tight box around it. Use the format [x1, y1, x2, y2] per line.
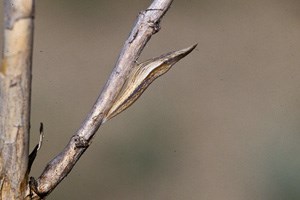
[104, 44, 197, 121]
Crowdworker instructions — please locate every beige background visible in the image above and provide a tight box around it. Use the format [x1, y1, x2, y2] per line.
[1, 0, 300, 199]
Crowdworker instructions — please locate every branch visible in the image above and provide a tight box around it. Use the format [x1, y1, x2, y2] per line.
[0, 0, 34, 198]
[29, 0, 196, 198]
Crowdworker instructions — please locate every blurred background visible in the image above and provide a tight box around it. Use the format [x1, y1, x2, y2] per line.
[1, 0, 300, 199]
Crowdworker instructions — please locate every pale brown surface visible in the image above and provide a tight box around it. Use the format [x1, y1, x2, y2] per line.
[0, 1, 34, 199]
[2, 0, 300, 199]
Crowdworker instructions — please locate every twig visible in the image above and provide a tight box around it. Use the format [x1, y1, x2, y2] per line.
[29, 0, 195, 198]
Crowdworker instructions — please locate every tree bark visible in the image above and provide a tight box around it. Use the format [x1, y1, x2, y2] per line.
[0, 0, 35, 199]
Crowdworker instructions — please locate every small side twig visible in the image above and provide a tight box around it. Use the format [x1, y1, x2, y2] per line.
[27, 123, 44, 178]
[37, 122, 44, 151]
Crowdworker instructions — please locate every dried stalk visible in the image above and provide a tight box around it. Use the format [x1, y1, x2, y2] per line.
[28, 0, 196, 198]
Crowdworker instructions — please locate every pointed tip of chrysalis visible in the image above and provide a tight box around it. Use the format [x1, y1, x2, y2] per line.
[180, 43, 198, 55]
[158, 43, 197, 66]
[177, 43, 198, 56]
[185, 43, 198, 53]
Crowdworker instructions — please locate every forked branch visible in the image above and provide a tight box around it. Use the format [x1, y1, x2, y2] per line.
[28, 0, 196, 198]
